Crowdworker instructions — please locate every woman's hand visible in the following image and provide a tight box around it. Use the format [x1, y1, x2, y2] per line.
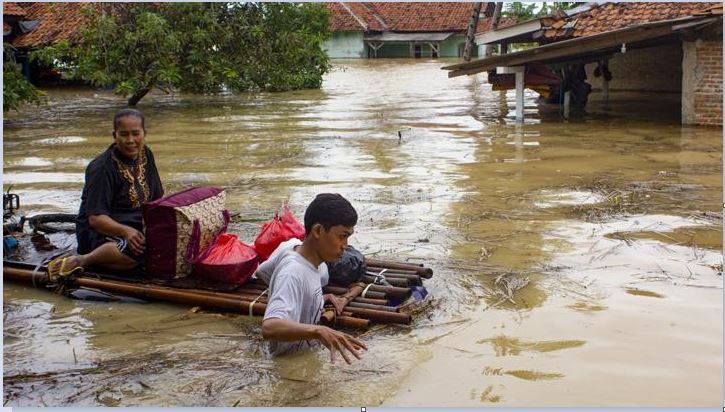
[122, 226, 146, 255]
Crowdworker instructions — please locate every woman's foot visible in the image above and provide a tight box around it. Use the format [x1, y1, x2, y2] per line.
[47, 255, 84, 280]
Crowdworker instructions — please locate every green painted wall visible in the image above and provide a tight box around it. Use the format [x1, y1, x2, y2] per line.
[324, 32, 479, 59]
[376, 42, 412, 58]
[441, 34, 478, 58]
[323, 32, 365, 59]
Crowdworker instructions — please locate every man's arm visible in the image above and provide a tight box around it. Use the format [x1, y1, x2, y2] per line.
[88, 214, 145, 254]
[262, 317, 367, 365]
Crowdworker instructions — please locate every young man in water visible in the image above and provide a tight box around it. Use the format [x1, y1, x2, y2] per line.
[262, 193, 367, 364]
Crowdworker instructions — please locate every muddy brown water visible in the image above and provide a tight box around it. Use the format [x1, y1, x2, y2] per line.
[3, 59, 722, 407]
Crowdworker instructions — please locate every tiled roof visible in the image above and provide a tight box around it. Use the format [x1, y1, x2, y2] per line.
[327, 2, 517, 34]
[476, 15, 518, 34]
[10, 2, 91, 48]
[328, 2, 387, 31]
[3, 2, 26, 17]
[540, 2, 722, 41]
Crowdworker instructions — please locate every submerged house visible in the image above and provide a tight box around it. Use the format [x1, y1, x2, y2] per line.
[444, 2, 722, 126]
[3, 2, 87, 83]
[324, 2, 515, 59]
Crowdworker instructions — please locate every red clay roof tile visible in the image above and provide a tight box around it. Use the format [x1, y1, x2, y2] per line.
[326, 2, 515, 34]
[11, 2, 91, 48]
[542, 2, 721, 41]
[3, 2, 26, 17]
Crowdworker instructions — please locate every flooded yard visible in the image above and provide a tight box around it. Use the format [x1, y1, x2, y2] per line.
[3, 58, 722, 407]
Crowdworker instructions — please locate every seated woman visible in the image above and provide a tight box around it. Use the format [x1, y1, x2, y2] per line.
[47, 109, 163, 278]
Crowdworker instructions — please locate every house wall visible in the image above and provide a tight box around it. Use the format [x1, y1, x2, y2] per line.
[441, 34, 478, 58]
[323, 31, 365, 59]
[376, 42, 412, 58]
[585, 42, 683, 92]
[682, 23, 722, 127]
[324, 32, 477, 59]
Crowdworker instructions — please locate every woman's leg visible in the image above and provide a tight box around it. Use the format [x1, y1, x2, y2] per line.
[50, 242, 137, 275]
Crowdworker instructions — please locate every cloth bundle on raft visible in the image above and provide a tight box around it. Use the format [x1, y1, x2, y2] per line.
[3, 257, 433, 330]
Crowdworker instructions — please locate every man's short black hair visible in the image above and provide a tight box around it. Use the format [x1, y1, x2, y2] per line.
[304, 193, 357, 235]
[113, 108, 146, 132]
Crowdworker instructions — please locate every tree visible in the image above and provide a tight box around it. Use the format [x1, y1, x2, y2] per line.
[33, 3, 331, 106]
[503, 2, 580, 21]
[3, 43, 45, 112]
[502, 2, 538, 21]
[539, 2, 580, 16]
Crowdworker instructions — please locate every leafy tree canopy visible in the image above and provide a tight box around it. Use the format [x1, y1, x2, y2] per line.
[33, 3, 332, 106]
[503, 2, 580, 21]
[3, 43, 46, 112]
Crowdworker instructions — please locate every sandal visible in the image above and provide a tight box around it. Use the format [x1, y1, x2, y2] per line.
[47, 255, 84, 281]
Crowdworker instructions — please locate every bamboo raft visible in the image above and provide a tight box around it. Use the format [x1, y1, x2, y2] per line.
[3, 256, 433, 331]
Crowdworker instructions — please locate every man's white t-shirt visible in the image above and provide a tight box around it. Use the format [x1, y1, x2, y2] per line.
[254, 238, 329, 286]
[263, 250, 325, 355]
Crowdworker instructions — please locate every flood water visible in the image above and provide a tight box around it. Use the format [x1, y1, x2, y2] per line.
[3, 59, 723, 407]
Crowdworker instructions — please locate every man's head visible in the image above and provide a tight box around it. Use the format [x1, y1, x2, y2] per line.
[304, 193, 357, 262]
[112, 108, 146, 160]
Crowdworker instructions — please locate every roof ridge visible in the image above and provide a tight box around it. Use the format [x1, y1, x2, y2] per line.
[338, 2, 368, 31]
[360, 3, 389, 31]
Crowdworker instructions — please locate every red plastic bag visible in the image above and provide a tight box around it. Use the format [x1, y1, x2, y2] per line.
[254, 206, 305, 261]
[193, 233, 258, 285]
[281, 205, 305, 240]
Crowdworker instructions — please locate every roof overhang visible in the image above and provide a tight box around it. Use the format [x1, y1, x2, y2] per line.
[475, 18, 543, 45]
[444, 16, 715, 78]
[364, 32, 455, 42]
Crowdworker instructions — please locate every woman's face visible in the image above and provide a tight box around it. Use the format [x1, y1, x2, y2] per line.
[113, 116, 146, 159]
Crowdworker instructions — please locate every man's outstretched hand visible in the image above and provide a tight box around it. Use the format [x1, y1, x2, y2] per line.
[315, 325, 367, 365]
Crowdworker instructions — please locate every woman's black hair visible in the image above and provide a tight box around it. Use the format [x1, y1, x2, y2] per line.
[304, 193, 358, 235]
[113, 108, 146, 132]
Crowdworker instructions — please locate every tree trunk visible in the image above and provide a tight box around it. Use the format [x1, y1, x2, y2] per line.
[485, 2, 504, 57]
[127, 87, 151, 106]
[463, 2, 483, 62]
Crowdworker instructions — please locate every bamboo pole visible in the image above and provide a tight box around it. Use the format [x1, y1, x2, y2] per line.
[331, 316, 370, 329]
[362, 274, 410, 288]
[347, 301, 398, 313]
[4, 266, 406, 328]
[354, 296, 388, 306]
[366, 284, 411, 301]
[321, 284, 365, 323]
[365, 258, 433, 279]
[366, 270, 422, 286]
[367, 267, 420, 275]
[323, 285, 386, 300]
[343, 306, 411, 324]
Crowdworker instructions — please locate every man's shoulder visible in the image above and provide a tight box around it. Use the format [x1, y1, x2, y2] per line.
[272, 253, 317, 283]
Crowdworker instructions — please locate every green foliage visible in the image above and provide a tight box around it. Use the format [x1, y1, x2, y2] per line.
[539, 2, 580, 16]
[503, 2, 538, 21]
[3, 44, 46, 112]
[32, 2, 332, 105]
[503, 2, 580, 21]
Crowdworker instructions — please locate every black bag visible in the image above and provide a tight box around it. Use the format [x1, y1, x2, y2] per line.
[326, 245, 366, 287]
